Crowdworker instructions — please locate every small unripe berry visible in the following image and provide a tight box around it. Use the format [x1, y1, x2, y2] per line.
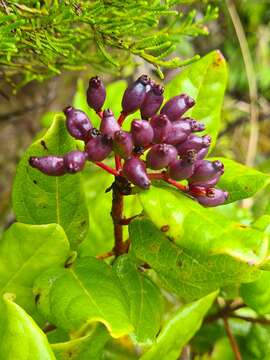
[176, 135, 211, 156]
[29, 156, 66, 176]
[131, 119, 154, 147]
[85, 134, 112, 162]
[122, 75, 150, 115]
[87, 76, 106, 112]
[113, 130, 133, 159]
[64, 151, 87, 173]
[64, 107, 92, 141]
[123, 157, 151, 189]
[140, 82, 164, 119]
[189, 160, 224, 184]
[146, 144, 178, 170]
[150, 114, 172, 144]
[165, 120, 192, 145]
[100, 109, 120, 139]
[160, 94, 195, 121]
[194, 188, 228, 207]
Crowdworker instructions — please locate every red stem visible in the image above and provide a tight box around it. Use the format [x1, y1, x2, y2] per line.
[111, 184, 125, 255]
[148, 173, 188, 192]
[96, 110, 103, 119]
[94, 162, 119, 176]
[115, 155, 122, 171]
[118, 112, 126, 126]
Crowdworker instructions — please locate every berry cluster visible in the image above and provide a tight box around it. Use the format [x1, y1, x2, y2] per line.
[29, 75, 228, 207]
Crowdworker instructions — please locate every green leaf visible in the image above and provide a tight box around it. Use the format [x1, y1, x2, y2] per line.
[0, 223, 70, 320]
[242, 324, 270, 360]
[12, 115, 89, 248]
[130, 218, 264, 301]
[104, 80, 127, 117]
[52, 324, 110, 360]
[209, 157, 270, 203]
[240, 271, 270, 315]
[165, 50, 227, 149]
[0, 293, 55, 360]
[34, 257, 133, 338]
[113, 255, 163, 346]
[139, 186, 270, 267]
[140, 291, 218, 360]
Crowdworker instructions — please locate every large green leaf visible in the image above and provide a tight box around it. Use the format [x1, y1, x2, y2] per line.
[52, 324, 110, 360]
[130, 218, 264, 301]
[140, 291, 218, 360]
[0, 223, 70, 319]
[139, 186, 270, 267]
[209, 157, 270, 203]
[113, 255, 163, 346]
[165, 50, 227, 149]
[0, 294, 55, 360]
[34, 257, 133, 338]
[12, 115, 89, 248]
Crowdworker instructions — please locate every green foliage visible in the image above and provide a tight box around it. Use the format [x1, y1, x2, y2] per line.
[0, 1, 218, 88]
[12, 115, 89, 248]
[0, 294, 55, 360]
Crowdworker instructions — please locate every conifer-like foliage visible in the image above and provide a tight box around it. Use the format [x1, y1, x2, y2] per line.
[0, 0, 217, 88]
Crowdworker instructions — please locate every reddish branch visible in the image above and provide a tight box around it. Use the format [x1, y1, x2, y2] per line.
[223, 317, 242, 360]
[117, 112, 126, 126]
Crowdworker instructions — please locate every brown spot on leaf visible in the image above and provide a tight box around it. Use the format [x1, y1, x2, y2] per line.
[161, 224, 170, 232]
[33, 180, 37, 184]
[213, 50, 225, 67]
[35, 293, 40, 304]
[40, 140, 48, 150]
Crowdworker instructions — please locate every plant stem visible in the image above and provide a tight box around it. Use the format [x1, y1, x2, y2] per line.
[205, 301, 245, 323]
[115, 155, 122, 171]
[223, 317, 242, 360]
[118, 112, 126, 126]
[96, 110, 103, 119]
[148, 173, 188, 192]
[96, 250, 115, 260]
[94, 161, 119, 176]
[111, 179, 124, 256]
[230, 315, 270, 325]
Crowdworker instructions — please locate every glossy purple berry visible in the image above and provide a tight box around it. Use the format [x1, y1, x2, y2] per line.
[194, 188, 229, 207]
[131, 120, 154, 147]
[189, 160, 224, 184]
[29, 156, 66, 176]
[87, 76, 106, 112]
[85, 134, 112, 162]
[64, 107, 92, 141]
[150, 114, 172, 144]
[100, 109, 120, 139]
[176, 135, 211, 156]
[165, 120, 192, 145]
[140, 82, 164, 119]
[123, 157, 151, 189]
[113, 130, 133, 159]
[168, 150, 197, 180]
[160, 94, 195, 121]
[121, 75, 150, 115]
[146, 144, 178, 170]
[196, 147, 209, 160]
[64, 151, 87, 173]
[183, 118, 205, 132]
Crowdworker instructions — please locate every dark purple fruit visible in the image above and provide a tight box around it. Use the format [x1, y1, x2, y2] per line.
[100, 109, 120, 139]
[183, 118, 205, 132]
[140, 82, 164, 119]
[123, 157, 151, 189]
[176, 135, 211, 156]
[146, 144, 178, 170]
[29, 156, 66, 176]
[64, 151, 87, 173]
[113, 130, 133, 159]
[64, 107, 92, 141]
[189, 160, 224, 184]
[85, 135, 112, 162]
[150, 114, 172, 144]
[194, 188, 228, 207]
[160, 94, 195, 121]
[165, 120, 192, 145]
[168, 159, 195, 181]
[87, 76, 106, 112]
[131, 119, 154, 147]
[196, 147, 209, 160]
[122, 75, 150, 115]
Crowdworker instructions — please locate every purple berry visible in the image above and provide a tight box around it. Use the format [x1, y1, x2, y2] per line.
[131, 120, 154, 147]
[183, 118, 205, 132]
[150, 114, 172, 144]
[122, 75, 150, 115]
[176, 135, 211, 156]
[64, 107, 92, 141]
[165, 120, 192, 145]
[168, 150, 197, 180]
[123, 157, 151, 189]
[29, 156, 66, 176]
[189, 160, 224, 184]
[64, 151, 87, 173]
[196, 147, 209, 160]
[146, 144, 178, 170]
[100, 109, 120, 139]
[194, 188, 229, 207]
[87, 76, 106, 112]
[140, 82, 164, 119]
[85, 134, 112, 162]
[160, 94, 195, 121]
[113, 130, 133, 159]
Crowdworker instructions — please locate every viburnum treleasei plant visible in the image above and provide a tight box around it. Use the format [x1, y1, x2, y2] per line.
[3, 51, 270, 359]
